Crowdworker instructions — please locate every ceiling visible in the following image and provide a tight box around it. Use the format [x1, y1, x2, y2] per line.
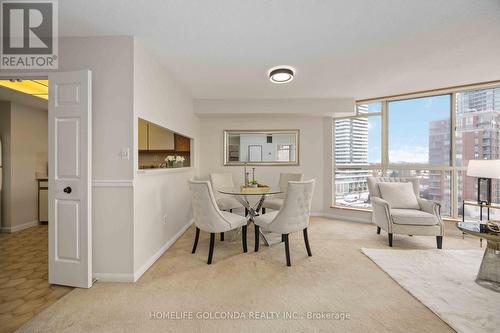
[59, 0, 500, 100]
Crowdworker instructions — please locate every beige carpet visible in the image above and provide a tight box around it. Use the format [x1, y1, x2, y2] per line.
[362, 248, 500, 333]
[17, 218, 481, 332]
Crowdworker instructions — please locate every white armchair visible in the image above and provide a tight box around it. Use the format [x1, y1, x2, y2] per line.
[210, 173, 243, 241]
[189, 180, 248, 264]
[367, 177, 444, 248]
[254, 180, 315, 266]
[261, 173, 303, 214]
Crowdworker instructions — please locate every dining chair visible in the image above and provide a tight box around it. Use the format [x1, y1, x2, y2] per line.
[189, 180, 248, 264]
[254, 179, 315, 266]
[210, 173, 242, 240]
[261, 173, 303, 214]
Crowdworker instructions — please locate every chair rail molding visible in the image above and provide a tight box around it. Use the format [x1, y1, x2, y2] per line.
[92, 179, 135, 187]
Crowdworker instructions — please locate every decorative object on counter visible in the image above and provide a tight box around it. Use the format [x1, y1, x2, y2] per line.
[488, 221, 500, 233]
[175, 155, 185, 167]
[244, 163, 249, 186]
[165, 155, 175, 167]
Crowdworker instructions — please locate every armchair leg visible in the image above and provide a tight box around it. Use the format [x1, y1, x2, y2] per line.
[376, 226, 381, 234]
[242, 225, 248, 253]
[207, 233, 215, 265]
[220, 232, 224, 241]
[254, 225, 260, 252]
[388, 233, 393, 247]
[192, 227, 200, 254]
[436, 236, 443, 249]
[284, 234, 291, 267]
[262, 208, 266, 214]
[303, 228, 312, 256]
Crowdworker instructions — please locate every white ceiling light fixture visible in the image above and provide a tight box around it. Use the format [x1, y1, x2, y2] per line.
[268, 66, 295, 84]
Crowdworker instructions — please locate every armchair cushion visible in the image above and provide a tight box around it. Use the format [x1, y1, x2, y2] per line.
[378, 182, 420, 209]
[391, 209, 439, 226]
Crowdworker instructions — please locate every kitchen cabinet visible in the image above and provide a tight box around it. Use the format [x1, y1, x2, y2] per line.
[138, 119, 148, 150]
[175, 134, 191, 152]
[148, 123, 175, 150]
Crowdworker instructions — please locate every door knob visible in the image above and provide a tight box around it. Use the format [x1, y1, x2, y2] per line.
[63, 186, 72, 194]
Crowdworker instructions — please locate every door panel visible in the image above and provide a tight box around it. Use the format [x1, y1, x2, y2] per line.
[56, 118, 80, 178]
[49, 70, 92, 288]
[55, 200, 80, 261]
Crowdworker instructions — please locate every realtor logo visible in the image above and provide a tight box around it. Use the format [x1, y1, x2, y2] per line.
[1, 0, 58, 69]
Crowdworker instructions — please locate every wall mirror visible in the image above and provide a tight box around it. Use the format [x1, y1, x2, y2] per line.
[223, 130, 299, 166]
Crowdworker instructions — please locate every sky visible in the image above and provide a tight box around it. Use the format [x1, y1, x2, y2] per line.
[367, 95, 451, 164]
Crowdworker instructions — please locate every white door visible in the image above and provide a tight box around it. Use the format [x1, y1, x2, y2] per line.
[48, 70, 92, 288]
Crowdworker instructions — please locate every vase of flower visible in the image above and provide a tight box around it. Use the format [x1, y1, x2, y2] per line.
[174, 155, 185, 168]
[165, 155, 175, 168]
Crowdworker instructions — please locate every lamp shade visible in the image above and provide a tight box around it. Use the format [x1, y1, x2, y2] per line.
[466, 160, 500, 179]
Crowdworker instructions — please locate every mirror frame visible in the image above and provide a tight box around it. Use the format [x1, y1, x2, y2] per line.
[223, 129, 300, 166]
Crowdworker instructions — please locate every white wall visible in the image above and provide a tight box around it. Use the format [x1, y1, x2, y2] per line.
[198, 115, 325, 214]
[59, 36, 136, 278]
[133, 40, 199, 278]
[0, 101, 48, 232]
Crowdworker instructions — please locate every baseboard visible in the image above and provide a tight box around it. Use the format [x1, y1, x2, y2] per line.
[133, 219, 194, 282]
[0, 220, 39, 233]
[93, 272, 135, 283]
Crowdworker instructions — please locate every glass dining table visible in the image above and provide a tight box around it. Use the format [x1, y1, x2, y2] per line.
[218, 187, 283, 246]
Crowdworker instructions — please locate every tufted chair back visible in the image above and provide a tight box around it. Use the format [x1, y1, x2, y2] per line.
[189, 180, 232, 233]
[210, 173, 235, 200]
[268, 180, 315, 234]
[275, 173, 304, 199]
[367, 177, 420, 199]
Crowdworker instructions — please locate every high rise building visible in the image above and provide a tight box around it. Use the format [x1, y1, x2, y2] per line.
[427, 87, 500, 216]
[334, 105, 372, 207]
[456, 88, 500, 214]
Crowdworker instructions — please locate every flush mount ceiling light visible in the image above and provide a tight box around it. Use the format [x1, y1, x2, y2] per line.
[268, 66, 295, 84]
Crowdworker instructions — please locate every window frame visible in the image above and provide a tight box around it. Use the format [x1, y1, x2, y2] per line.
[332, 81, 500, 218]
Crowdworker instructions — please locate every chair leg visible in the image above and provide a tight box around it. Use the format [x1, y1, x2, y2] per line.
[262, 208, 266, 214]
[242, 225, 248, 253]
[376, 226, 381, 234]
[254, 225, 260, 252]
[284, 234, 291, 267]
[303, 228, 312, 257]
[220, 232, 224, 241]
[281, 234, 285, 242]
[192, 227, 200, 254]
[388, 233, 393, 247]
[436, 236, 443, 249]
[207, 233, 215, 265]
[245, 208, 248, 217]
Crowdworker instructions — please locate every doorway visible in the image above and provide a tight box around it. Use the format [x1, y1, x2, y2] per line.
[0, 71, 92, 331]
[0, 78, 72, 332]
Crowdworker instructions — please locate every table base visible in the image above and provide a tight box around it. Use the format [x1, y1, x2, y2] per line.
[475, 240, 500, 293]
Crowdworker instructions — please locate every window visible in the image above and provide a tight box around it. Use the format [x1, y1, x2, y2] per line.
[333, 85, 500, 218]
[334, 102, 382, 209]
[388, 95, 451, 165]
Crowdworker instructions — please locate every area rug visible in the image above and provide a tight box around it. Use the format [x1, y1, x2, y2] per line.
[361, 248, 500, 333]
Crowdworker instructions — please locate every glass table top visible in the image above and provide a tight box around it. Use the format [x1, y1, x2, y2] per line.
[456, 222, 500, 242]
[218, 187, 283, 196]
